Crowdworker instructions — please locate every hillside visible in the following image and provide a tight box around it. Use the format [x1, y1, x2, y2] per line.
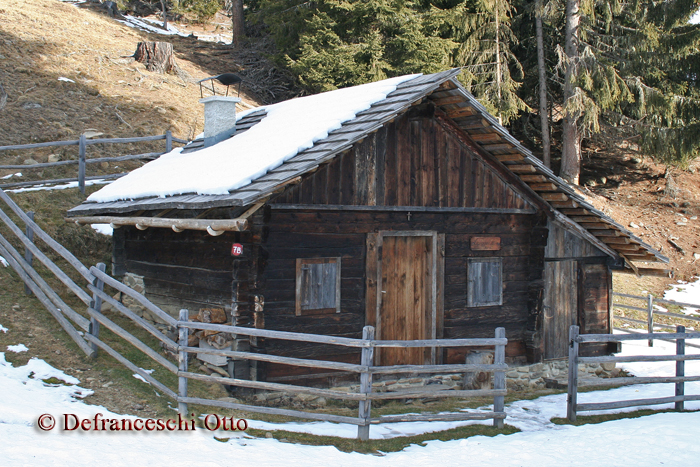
[0, 0, 698, 287]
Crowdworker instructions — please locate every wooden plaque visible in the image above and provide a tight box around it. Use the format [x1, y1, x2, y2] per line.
[471, 237, 501, 251]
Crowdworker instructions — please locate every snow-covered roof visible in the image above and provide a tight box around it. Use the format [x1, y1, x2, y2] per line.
[86, 74, 419, 204]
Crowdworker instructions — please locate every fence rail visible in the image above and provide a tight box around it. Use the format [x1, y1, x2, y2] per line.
[567, 325, 700, 422]
[0, 132, 187, 193]
[0, 189, 508, 440]
[612, 292, 700, 349]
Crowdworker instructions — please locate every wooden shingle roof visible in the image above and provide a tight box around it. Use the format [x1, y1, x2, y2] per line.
[68, 69, 667, 266]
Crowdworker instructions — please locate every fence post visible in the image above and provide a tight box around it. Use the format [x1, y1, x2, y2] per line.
[647, 294, 654, 347]
[78, 133, 87, 194]
[357, 325, 375, 441]
[23, 211, 34, 295]
[567, 325, 580, 422]
[676, 325, 685, 411]
[178, 309, 189, 415]
[493, 327, 506, 428]
[87, 263, 106, 357]
[165, 130, 173, 153]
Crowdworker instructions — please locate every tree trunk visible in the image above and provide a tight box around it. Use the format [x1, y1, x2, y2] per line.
[133, 42, 176, 74]
[560, 0, 581, 184]
[160, 0, 168, 31]
[494, 5, 502, 125]
[535, 0, 550, 168]
[231, 0, 245, 47]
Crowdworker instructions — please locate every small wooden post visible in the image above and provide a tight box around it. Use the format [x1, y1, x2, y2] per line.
[357, 325, 375, 441]
[23, 211, 34, 295]
[165, 130, 173, 153]
[647, 294, 654, 347]
[178, 309, 189, 415]
[78, 134, 87, 194]
[493, 327, 506, 428]
[88, 263, 106, 357]
[676, 325, 685, 411]
[567, 325, 580, 422]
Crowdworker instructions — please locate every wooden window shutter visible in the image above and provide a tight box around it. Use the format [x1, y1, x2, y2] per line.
[467, 258, 502, 307]
[296, 257, 341, 315]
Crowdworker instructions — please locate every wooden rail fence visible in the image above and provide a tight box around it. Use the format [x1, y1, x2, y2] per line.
[567, 325, 700, 422]
[0, 188, 508, 440]
[0, 132, 187, 193]
[613, 292, 700, 349]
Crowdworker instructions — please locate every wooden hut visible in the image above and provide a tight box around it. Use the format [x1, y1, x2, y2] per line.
[68, 69, 668, 383]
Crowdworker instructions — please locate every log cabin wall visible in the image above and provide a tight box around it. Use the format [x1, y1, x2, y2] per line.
[112, 226, 253, 324]
[543, 221, 612, 359]
[258, 106, 547, 381]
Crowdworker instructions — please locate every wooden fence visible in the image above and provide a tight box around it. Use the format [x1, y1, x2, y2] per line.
[613, 292, 700, 349]
[0, 188, 508, 440]
[566, 325, 700, 422]
[0, 132, 187, 193]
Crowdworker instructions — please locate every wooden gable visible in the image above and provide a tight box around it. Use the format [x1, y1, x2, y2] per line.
[273, 105, 534, 211]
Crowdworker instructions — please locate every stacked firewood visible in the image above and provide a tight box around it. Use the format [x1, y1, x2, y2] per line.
[188, 308, 234, 349]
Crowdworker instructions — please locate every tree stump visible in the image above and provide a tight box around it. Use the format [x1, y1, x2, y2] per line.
[133, 42, 176, 74]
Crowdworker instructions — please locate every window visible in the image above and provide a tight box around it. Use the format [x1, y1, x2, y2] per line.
[467, 258, 502, 307]
[296, 257, 341, 315]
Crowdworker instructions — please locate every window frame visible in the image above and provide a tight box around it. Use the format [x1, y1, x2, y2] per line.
[295, 257, 341, 316]
[467, 257, 503, 307]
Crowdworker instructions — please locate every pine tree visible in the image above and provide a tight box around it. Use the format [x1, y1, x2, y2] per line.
[456, 0, 529, 124]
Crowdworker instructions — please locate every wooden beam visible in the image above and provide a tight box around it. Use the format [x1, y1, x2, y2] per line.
[589, 229, 622, 236]
[549, 200, 578, 208]
[482, 143, 515, 152]
[616, 267, 673, 277]
[597, 236, 631, 244]
[468, 132, 502, 143]
[446, 106, 477, 119]
[68, 216, 248, 233]
[494, 154, 525, 162]
[612, 244, 643, 251]
[520, 175, 548, 183]
[541, 193, 569, 201]
[528, 183, 558, 191]
[580, 222, 617, 230]
[570, 216, 608, 223]
[509, 164, 537, 173]
[560, 208, 593, 216]
[432, 95, 465, 106]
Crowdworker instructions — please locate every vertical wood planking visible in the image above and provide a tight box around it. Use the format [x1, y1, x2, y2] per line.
[446, 137, 461, 207]
[178, 309, 189, 415]
[396, 116, 411, 205]
[436, 124, 448, 207]
[384, 121, 398, 206]
[410, 120, 421, 206]
[375, 127, 386, 206]
[327, 157, 341, 205]
[340, 151, 355, 205]
[365, 233, 379, 328]
[676, 325, 685, 411]
[647, 294, 654, 347]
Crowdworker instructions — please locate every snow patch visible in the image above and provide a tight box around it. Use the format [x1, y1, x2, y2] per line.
[0, 324, 8, 333]
[7, 344, 28, 353]
[0, 256, 8, 267]
[117, 15, 189, 38]
[91, 224, 113, 236]
[133, 368, 154, 384]
[57, 77, 75, 83]
[7, 178, 111, 194]
[88, 74, 420, 203]
[1, 172, 21, 180]
[664, 277, 700, 314]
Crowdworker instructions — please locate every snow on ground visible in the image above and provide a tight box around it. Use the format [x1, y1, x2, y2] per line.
[87, 74, 420, 203]
[117, 15, 190, 38]
[91, 223, 113, 236]
[6, 178, 111, 194]
[663, 277, 700, 314]
[0, 255, 8, 267]
[6, 344, 28, 353]
[1, 172, 21, 180]
[2, 281, 700, 465]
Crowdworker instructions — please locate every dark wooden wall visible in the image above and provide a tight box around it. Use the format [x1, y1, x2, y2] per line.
[275, 108, 533, 211]
[543, 221, 612, 359]
[113, 227, 246, 318]
[258, 209, 542, 380]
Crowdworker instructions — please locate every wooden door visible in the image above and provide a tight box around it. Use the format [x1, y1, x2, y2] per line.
[377, 233, 435, 365]
[543, 260, 578, 359]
